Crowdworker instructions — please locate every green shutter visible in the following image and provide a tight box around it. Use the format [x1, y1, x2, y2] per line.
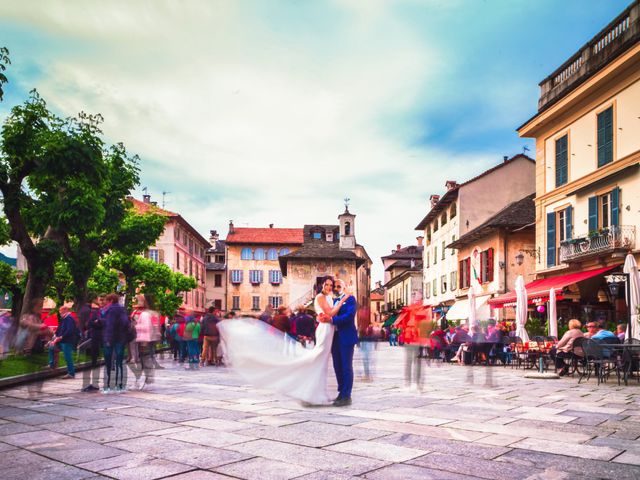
[547, 212, 556, 267]
[565, 206, 573, 240]
[611, 187, 620, 227]
[555, 135, 568, 186]
[588, 196, 598, 233]
[598, 107, 613, 167]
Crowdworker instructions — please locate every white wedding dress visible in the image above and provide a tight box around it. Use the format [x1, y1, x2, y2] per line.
[217, 294, 335, 405]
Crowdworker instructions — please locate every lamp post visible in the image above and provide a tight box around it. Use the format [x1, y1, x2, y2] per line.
[605, 273, 631, 322]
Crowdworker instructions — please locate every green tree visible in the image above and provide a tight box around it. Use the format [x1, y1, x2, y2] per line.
[0, 47, 9, 101]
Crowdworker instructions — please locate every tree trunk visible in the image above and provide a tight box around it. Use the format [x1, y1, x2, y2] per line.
[20, 266, 50, 317]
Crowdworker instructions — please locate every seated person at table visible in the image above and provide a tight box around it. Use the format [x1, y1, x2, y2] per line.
[551, 319, 583, 376]
[586, 322, 617, 357]
[616, 324, 626, 342]
[429, 327, 448, 359]
[486, 321, 503, 342]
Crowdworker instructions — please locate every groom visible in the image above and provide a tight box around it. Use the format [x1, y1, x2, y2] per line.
[324, 279, 358, 407]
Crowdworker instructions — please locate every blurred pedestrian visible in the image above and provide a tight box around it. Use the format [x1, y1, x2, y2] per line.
[200, 306, 221, 366]
[81, 295, 104, 392]
[272, 306, 291, 334]
[47, 304, 79, 379]
[102, 293, 129, 392]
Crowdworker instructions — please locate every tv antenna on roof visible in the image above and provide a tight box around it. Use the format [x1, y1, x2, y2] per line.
[162, 191, 170, 208]
[142, 186, 148, 195]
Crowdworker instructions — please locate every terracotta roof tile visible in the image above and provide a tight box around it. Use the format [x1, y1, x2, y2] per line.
[226, 227, 304, 245]
[128, 197, 177, 217]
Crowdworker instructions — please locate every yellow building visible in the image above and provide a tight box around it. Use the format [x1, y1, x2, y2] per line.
[518, 2, 640, 324]
[225, 223, 303, 315]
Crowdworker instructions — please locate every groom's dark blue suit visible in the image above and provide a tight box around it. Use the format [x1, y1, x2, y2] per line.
[331, 295, 358, 400]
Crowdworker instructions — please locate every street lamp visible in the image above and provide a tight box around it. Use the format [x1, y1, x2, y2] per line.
[515, 247, 541, 266]
[605, 273, 630, 320]
[515, 252, 525, 266]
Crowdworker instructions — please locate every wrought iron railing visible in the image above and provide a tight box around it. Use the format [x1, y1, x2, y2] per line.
[560, 225, 636, 262]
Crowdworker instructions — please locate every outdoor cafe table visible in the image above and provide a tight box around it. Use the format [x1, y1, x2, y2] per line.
[597, 343, 640, 386]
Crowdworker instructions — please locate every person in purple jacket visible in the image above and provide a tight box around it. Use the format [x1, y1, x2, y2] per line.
[102, 293, 130, 392]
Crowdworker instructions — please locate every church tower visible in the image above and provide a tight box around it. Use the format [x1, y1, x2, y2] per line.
[338, 200, 356, 251]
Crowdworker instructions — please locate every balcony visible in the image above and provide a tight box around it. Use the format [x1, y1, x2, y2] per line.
[560, 225, 636, 263]
[538, 2, 640, 111]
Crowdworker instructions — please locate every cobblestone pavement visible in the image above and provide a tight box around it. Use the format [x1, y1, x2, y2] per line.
[2, 344, 640, 479]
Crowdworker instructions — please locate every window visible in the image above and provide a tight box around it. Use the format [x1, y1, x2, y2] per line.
[432, 279, 437, 297]
[214, 274, 222, 287]
[252, 296, 260, 311]
[480, 248, 494, 283]
[232, 296, 240, 310]
[426, 226, 431, 245]
[450, 271, 457, 291]
[313, 232, 322, 239]
[189, 260, 192, 276]
[547, 206, 573, 267]
[459, 258, 470, 289]
[254, 248, 265, 260]
[148, 249, 159, 263]
[216, 254, 225, 263]
[230, 270, 243, 284]
[433, 219, 439, 233]
[241, 248, 253, 260]
[424, 283, 431, 299]
[451, 236, 456, 255]
[176, 252, 180, 270]
[214, 299, 222, 310]
[249, 270, 263, 284]
[344, 222, 351, 236]
[441, 212, 447, 226]
[440, 275, 447, 294]
[426, 251, 430, 268]
[441, 241, 445, 260]
[280, 248, 290, 256]
[268, 296, 283, 308]
[555, 134, 568, 187]
[450, 202, 457, 219]
[597, 106, 613, 167]
[434, 246, 437, 264]
[269, 270, 282, 285]
[588, 188, 619, 234]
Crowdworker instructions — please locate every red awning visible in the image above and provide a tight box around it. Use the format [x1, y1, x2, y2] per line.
[488, 265, 619, 309]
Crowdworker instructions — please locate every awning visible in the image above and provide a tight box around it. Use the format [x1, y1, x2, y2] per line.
[382, 313, 398, 328]
[488, 265, 619, 309]
[446, 296, 491, 321]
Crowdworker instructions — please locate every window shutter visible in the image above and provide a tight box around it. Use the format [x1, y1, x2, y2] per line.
[459, 260, 463, 289]
[565, 206, 573, 240]
[546, 212, 556, 267]
[588, 196, 598, 232]
[604, 108, 613, 164]
[158, 249, 165, 264]
[597, 111, 606, 166]
[487, 248, 494, 282]
[611, 187, 620, 227]
[466, 258, 471, 288]
[555, 135, 568, 186]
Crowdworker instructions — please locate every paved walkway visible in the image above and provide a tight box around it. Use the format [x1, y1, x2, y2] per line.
[1, 344, 640, 479]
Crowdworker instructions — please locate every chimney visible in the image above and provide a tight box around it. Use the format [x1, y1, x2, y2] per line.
[445, 180, 458, 191]
[503, 155, 509, 163]
[416, 236, 424, 247]
[429, 194, 440, 208]
[209, 229, 219, 248]
[375, 280, 382, 289]
[269, 223, 274, 228]
[228, 220, 235, 234]
[142, 194, 151, 204]
[150, 201, 158, 206]
[396, 244, 401, 251]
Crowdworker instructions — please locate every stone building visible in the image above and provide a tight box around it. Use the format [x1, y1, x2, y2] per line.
[205, 230, 226, 311]
[279, 208, 372, 332]
[225, 223, 303, 315]
[381, 239, 424, 312]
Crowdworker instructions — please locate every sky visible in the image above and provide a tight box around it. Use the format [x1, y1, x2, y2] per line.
[0, 0, 632, 284]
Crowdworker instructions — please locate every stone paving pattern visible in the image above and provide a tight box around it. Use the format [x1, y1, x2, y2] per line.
[1, 345, 640, 479]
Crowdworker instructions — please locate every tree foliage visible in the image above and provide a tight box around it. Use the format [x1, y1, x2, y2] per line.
[0, 47, 9, 101]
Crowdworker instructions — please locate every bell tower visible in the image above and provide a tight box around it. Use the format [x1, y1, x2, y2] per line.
[338, 198, 356, 251]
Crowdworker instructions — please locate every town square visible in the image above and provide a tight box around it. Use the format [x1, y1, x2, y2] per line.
[1, 0, 640, 479]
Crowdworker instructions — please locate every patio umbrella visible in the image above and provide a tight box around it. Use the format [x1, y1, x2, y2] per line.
[468, 286, 477, 330]
[515, 275, 530, 342]
[623, 253, 640, 341]
[548, 288, 558, 339]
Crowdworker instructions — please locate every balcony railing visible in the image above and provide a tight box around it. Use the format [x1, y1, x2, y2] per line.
[538, 1, 640, 111]
[560, 225, 636, 263]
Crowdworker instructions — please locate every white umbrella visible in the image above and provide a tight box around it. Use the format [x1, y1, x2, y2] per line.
[623, 253, 640, 341]
[515, 275, 530, 342]
[548, 288, 558, 339]
[468, 285, 477, 330]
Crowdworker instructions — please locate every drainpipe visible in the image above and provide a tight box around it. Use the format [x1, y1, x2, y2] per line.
[502, 229, 508, 323]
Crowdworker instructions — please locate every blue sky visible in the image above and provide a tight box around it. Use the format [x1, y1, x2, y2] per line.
[0, 0, 631, 284]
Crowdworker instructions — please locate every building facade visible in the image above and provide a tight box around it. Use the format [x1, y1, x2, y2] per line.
[381, 240, 424, 311]
[131, 195, 209, 313]
[448, 194, 536, 321]
[516, 1, 640, 324]
[205, 230, 226, 311]
[225, 223, 303, 315]
[415, 155, 535, 319]
[279, 208, 373, 332]
[370, 281, 385, 324]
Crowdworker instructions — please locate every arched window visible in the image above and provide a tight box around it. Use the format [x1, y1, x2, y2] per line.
[254, 248, 265, 260]
[344, 221, 351, 236]
[280, 248, 290, 256]
[267, 248, 278, 260]
[241, 248, 252, 260]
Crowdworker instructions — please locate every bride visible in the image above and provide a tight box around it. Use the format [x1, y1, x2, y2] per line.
[217, 277, 350, 405]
